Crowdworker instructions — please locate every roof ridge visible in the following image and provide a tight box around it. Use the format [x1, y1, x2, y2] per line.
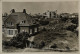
[25, 13, 31, 25]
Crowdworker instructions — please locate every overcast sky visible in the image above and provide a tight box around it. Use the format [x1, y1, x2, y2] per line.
[2, 1, 78, 14]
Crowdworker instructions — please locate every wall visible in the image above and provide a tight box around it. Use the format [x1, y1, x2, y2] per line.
[20, 27, 29, 33]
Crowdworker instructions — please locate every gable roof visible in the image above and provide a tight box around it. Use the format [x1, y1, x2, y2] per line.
[4, 12, 37, 26]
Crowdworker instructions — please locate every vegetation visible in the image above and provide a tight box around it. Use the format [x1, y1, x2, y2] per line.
[50, 44, 57, 48]
[61, 17, 68, 22]
[2, 13, 79, 52]
[39, 20, 49, 25]
[66, 25, 77, 31]
[3, 32, 30, 48]
[33, 17, 78, 51]
[71, 18, 78, 25]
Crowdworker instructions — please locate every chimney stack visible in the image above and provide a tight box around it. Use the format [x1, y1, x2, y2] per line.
[11, 9, 15, 13]
[23, 9, 26, 13]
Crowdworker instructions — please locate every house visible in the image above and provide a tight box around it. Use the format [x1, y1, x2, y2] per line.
[43, 10, 57, 18]
[3, 9, 39, 37]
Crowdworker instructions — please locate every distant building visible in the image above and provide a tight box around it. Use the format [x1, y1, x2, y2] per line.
[60, 13, 78, 19]
[69, 13, 78, 18]
[3, 9, 39, 37]
[60, 13, 70, 18]
[43, 10, 57, 18]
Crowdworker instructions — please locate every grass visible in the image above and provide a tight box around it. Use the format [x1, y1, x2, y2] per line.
[2, 46, 24, 52]
[33, 18, 79, 51]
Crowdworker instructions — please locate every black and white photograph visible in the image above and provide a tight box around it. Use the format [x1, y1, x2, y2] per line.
[2, 1, 79, 52]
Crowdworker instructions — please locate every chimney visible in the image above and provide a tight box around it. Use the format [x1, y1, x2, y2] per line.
[11, 9, 15, 13]
[23, 9, 26, 13]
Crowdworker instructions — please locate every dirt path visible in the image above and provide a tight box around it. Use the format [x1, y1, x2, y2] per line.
[22, 48, 42, 52]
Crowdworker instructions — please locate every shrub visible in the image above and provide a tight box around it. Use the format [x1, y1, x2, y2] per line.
[40, 20, 49, 25]
[66, 25, 77, 31]
[38, 41, 45, 49]
[61, 17, 68, 22]
[42, 27, 47, 31]
[50, 44, 57, 48]
[66, 46, 70, 51]
[71, 18, 78, 25]
[3, 32, 30, 48]
[2, 40, 11, 46]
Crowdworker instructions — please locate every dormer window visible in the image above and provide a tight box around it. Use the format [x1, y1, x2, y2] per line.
[7, 22, 13, 26]
[20, 20, 26, 24]
[11, 22, 12, 25]
[22, 20, 25, 23]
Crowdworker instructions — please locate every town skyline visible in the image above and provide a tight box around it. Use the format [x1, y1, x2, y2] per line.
[2, 1, 78, 15]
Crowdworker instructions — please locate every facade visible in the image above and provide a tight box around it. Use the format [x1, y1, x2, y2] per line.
[3, 9, 39, 37]
[43, 10, 57, 18]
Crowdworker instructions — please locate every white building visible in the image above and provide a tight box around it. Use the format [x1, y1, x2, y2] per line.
[43, 10, 57, 18]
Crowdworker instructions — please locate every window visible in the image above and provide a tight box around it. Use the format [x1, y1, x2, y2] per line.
[21, 20, 26, 24]
[30, 29, 32, 34]
[11, 22, 12, 25]
[15, 30, 18, 34]
[24, 21, 25, 23]
[35, 28, 37, 32]
[7, 22, 13, 26]
[7, 30, 13, 35]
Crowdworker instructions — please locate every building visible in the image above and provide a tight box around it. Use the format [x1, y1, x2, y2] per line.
[60, 13, 78, 19]
[60, 13, 70, 18]
[43, 10, 57, 18]
[3, 9, 39, 37]
[69, 13, 78, 18]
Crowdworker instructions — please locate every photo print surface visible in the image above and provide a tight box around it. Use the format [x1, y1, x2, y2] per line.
[2, 1, 79, 52]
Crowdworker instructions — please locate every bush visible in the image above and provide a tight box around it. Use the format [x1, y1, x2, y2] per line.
[2, 41, 11, 46]
[50, 44, 57, 48]
[42, 27, 47, 31]
[71, 18, 78, 25]
[38, 41, 45, 49]
[66, 46, 70, 51]
[66, 25, 77, 31]
[61, 17, 68, 22]
[40, 20, 49, 25]
[3, 32, 30, 48]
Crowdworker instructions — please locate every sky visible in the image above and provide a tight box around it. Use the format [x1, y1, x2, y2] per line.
[2, 1, 78, 15]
